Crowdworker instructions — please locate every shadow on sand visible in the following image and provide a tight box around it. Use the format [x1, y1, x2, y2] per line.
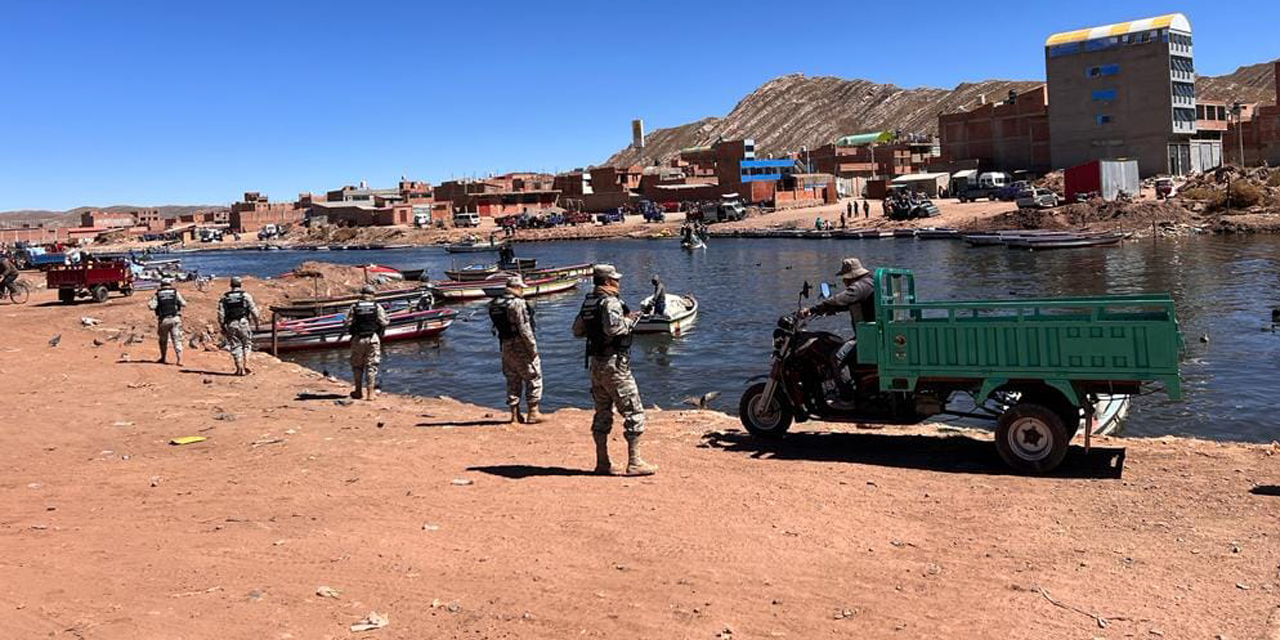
[699, 429, 1126, 479]
[466, 464, 598, 479]
[1250, 485, 1280, 497]
[417, 419, 512, 428]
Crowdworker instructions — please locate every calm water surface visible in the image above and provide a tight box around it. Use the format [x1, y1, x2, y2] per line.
[178, 236, 1280, 443]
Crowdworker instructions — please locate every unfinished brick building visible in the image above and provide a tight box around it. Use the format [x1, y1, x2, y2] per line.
[938, 86, 1051, 174]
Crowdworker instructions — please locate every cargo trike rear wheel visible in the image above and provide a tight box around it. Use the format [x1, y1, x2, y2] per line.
[739, 382, 792, 439]
[995, 402, 1070, 474]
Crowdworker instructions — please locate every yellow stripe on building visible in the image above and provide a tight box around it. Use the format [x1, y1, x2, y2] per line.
[1045, 13, 1188, 47]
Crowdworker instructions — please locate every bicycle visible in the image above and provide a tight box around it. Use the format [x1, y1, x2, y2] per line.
[5, 278, 31, 305]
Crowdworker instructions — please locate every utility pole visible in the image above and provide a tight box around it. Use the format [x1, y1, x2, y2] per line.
[1230, 101, 1243, 214]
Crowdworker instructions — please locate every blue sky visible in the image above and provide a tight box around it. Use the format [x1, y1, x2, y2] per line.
[0, 0, 1275, 211]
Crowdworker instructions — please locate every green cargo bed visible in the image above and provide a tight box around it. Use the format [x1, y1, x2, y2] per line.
[855, 269, 1182, 405]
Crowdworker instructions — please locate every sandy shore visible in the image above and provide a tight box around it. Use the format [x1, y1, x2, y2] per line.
[2, 281, 1279, 639]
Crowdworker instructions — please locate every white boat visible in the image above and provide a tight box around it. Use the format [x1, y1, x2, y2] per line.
[681, 236, 706, 250]
[635, 294, 698, 336]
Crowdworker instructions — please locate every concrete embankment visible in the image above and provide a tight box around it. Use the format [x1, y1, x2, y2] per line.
[1, 276, 1278, 639]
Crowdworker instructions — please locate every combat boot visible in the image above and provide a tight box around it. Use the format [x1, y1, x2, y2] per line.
[509, 406, 522, 424]
[593, 432, 613, 475]
[624, 433, 658, 477]
[525, 404, 544, 424]
[350, 367, 364, 399]
[365, 371, 378, 400]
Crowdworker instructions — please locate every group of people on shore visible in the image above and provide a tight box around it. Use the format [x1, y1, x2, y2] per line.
[146, 277, 259, 375]
[484, 264, 658, 476]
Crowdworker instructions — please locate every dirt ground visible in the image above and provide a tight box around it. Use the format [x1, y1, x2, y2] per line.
[3, 282, 1280, 639]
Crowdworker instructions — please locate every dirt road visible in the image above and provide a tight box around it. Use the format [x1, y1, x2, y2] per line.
[2, 284, 1279, 639]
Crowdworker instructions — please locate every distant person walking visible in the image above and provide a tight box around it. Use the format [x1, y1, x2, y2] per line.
[218, 276, 260, 376]
[148, 278, 186, 366]
[862, 200, 870, 219]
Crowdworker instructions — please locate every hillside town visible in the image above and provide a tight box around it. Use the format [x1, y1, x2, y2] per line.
[2, 13, 1278, 249]
[4, 9, 1280, 640]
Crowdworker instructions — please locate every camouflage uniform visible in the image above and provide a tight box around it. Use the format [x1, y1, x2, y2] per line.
[148, 285, 187, 364]
[573, 289, 645, 435]
[492, 294, 543, 410]
[218, 287, 259, 375]
[344, 297, 389, 399]
[573, 275, 655, 476]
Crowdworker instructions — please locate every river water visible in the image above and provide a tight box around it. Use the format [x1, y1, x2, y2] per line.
[178, 235, 1280, 443]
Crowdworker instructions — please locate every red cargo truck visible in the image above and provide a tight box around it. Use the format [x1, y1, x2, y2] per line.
[46, 259, 135, 303]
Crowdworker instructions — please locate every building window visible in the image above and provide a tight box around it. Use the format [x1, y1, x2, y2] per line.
[1171, 81, 1196, 99]
[1086, 64, 1120, 78]
[1171, 56, 1195, 74]
[1173, 108, 1197, 125]
[1096, 115, 1113, 125]
[1091, 89, 1117, 102]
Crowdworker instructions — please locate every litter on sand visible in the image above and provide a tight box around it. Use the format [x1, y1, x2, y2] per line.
[169, 436, 208, 446]
[350, 611, 389, 632]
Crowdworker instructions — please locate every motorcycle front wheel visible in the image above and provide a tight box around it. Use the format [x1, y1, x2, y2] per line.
[739, 381, 793, 439]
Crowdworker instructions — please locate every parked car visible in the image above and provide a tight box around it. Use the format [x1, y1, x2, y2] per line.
[1015, 188, 1060, 209]
[453, 211, 481, 228]
[958, 172, 1011, 202]
[596, 209, 624, 225]
[997, 180, 1031, 201]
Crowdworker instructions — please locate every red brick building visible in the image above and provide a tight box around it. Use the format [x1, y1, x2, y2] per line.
[229, 192, 306, 233]
[938, 86, 1051, 173]
[1225, 62, 1280, 166]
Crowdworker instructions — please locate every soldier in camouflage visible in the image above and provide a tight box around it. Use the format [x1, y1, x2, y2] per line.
[148, 278, 186, 366]
[572, 264, 657, 476]
[488, 274, 543, 424]
[343, 285, 389, 400]
[218, 276, 260, 376]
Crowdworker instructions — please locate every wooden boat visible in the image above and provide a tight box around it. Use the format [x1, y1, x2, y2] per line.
[635, 294, 698, 336]
[680, 236, 706, 250]
[272, 286, 434, 319]
[916, 228, 961, 239]
[1017, 232, 1130, 250]
[254, 307, 458, 352]
[443, 264, 500, 281]
[478, 276, 580, 299]
[892, 229, 918, 238]
[398, 268, 427, 281]
[444, 239, 505, 253]
[364, 264, 404, 281]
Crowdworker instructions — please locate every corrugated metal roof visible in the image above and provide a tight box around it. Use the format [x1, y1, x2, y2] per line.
[891, 173, 950, 182]
[834, 131, 894, 147]
[1045, 13, 1189, 47]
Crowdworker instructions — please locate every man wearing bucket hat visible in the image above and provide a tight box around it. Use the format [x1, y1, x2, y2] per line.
[148, 277, 186, 366]
[343, 284, 389, 400]
[799, 257, 876, 394]
[572, 264, 656, 476]
[489, 274, 543, 424]
[217, 276, 260, 376]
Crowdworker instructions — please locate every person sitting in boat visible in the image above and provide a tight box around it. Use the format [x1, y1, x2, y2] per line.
[798, 257, 875, 394]
[498, 242, 515, 267]
[648, 275, 667, 318]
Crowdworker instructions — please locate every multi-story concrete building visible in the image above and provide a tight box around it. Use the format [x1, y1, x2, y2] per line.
[1045, 13, 1220, 176]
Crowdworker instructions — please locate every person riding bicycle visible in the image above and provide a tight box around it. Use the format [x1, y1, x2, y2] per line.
[0, 254, 19, 296]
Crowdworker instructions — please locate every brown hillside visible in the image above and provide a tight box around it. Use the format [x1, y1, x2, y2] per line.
[606, 74, 1042, 166]
[1197, 58, 1277, 105]
[0, 204, 227, 227]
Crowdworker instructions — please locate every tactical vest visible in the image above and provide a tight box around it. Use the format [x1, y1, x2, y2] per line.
[488, 296, 516, 340]
[221, 291, 248, 321]
[350, 301, 382, 338]
[155, 289, 179, 318]
[579, 291, 631, 361]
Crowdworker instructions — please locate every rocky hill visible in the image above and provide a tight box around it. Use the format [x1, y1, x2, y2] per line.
[607, 59, 1279, 167]
[1197, 58, 1277, 105]
[0, 204, 226, 227]
[606, 75, 1043, 166]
